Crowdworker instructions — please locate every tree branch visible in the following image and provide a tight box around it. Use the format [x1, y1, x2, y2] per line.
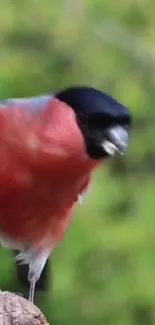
[0, 290, 50, 325]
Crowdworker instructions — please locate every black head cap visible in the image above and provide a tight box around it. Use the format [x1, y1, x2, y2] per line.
[56, 86, 132, 159]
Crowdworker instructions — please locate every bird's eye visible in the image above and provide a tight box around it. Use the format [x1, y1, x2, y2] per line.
[87, 114, 114, 129]
[87, 114, 131, 129]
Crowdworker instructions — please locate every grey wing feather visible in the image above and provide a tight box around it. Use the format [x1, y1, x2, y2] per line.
[0, 95, 53, 113]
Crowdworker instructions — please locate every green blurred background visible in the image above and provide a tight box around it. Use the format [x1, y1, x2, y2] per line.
[0, 0, 155, 324]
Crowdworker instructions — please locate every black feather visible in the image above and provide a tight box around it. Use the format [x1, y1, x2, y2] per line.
[56, 86, 132, 124]
[56, 86, 132, 159]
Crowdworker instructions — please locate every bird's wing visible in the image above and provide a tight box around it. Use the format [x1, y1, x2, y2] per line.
[0, 95, 52, 113]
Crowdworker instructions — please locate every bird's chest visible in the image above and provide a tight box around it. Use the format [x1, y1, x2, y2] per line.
[0, 168, 90, 245]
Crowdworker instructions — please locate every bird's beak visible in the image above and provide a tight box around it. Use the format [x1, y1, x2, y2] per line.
[101, 125, 129, 156]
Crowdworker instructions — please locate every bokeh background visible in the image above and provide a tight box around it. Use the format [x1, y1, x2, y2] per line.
[0, 1, 155, 324]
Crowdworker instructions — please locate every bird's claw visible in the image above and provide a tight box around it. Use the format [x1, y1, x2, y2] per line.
[15, 292, 24, 297]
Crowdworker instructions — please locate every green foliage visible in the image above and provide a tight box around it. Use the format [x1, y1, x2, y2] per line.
[0, 1, 154, 324]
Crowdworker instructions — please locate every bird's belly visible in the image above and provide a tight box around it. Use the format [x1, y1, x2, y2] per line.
[0, 173, 89, 247]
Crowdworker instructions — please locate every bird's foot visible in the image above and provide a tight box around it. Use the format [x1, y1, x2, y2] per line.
[15, 292, 24, 297]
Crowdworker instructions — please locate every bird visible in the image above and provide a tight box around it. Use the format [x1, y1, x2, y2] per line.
[0, 86, 132, 302]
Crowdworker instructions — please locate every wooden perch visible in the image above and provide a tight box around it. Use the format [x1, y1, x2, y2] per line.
[0, 290, 50, 325]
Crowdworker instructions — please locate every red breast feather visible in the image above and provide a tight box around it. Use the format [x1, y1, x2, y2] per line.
[0, 98, 98, 248]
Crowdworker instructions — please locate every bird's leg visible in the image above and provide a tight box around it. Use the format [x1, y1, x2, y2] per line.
[16, 247, 50, 303]
[28, 250, 50, 303]
[29, 279, 36, 302]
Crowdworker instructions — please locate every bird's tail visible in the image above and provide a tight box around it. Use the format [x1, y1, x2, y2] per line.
[13, 250, 50, 292]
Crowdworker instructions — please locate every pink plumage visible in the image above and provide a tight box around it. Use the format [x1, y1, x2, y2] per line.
[0, 97, 98, 249]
